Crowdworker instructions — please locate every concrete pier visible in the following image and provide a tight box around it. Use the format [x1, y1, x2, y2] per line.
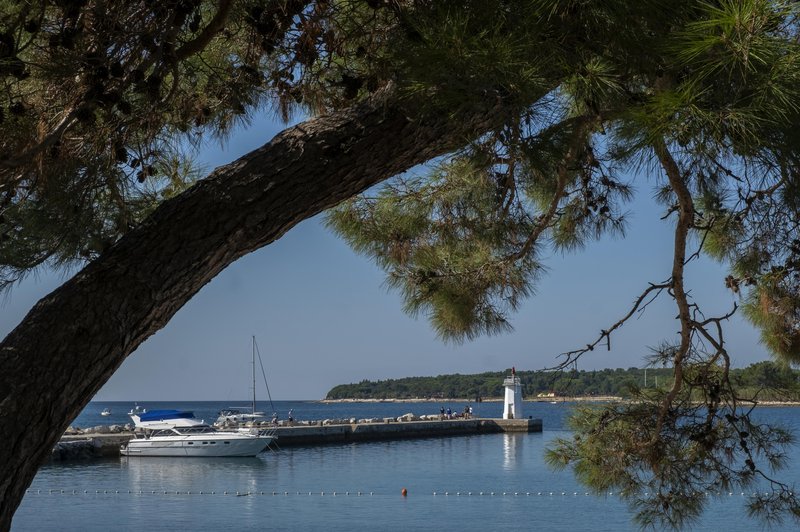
[53, 434, 136, 460]
[54, 418, 542, 460]
[271, 418, 540, 446]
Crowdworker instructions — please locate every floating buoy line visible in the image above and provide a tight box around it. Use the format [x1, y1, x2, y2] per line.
[24, 489, 790, 498]
[25, 489, 377, 497]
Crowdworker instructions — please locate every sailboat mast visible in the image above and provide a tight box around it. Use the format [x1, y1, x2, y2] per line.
[252, 335, 257, 414]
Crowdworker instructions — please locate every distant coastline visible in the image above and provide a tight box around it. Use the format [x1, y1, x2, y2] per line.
[324, 363, 800, 404]
[318, 396, 800, 406]
[319, 396, 625, 403]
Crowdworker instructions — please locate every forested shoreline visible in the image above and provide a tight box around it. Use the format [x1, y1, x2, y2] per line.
[325, 362, 800, 402]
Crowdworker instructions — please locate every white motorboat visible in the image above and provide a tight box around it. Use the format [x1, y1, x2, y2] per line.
[120, 409, 275, 457]
[100, 408, 111, 416]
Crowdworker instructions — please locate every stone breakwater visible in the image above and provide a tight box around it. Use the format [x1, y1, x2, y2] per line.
[53, 416, 542, 461]
[271, 417, 541, 446]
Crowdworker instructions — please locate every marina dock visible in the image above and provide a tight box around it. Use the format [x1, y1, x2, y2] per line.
[271, 417, 541, 446]
[53, 417, 542, 460]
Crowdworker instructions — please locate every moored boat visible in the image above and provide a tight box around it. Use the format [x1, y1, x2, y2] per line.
[120, 409, 275, 457]
[128, 403, 146, 415]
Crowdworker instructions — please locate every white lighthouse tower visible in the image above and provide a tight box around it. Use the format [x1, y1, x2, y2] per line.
[502, 367, 523, 420]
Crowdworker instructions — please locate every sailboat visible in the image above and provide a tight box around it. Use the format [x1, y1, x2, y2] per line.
[214, 336, 274, 426]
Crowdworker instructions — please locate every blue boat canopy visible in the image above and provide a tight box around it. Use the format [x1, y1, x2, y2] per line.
[138, 410, 194, 422]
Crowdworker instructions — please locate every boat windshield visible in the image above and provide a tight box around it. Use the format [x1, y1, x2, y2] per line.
[145, 426, 215, 437]
[174, 426, 216, 434]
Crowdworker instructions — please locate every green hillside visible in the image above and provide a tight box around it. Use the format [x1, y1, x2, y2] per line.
[325, 362, 800, 401]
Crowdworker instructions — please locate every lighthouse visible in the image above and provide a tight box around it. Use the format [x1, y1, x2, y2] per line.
[503, 367, 523, 420]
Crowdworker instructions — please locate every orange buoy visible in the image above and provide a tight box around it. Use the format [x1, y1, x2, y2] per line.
[401, 488, 408, 497]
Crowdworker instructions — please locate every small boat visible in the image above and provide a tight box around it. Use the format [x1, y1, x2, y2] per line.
[128, 403, 147, 415]
[215, 407, 268, 425]
[100, 408, 111, 416]
[120, 409, 275, 457]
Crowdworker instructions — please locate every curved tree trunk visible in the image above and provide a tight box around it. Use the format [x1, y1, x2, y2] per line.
[0, 89, 504, 529]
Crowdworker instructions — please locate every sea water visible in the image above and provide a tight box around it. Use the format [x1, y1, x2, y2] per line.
[11, 401, 800, 531]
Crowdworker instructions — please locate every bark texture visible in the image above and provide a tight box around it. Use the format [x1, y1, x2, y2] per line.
[0, 90, 504, 529]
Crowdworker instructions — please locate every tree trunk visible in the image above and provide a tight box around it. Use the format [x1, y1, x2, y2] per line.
[0, 89, 504, 529]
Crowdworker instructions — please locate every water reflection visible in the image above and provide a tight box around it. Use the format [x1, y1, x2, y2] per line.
[502, 433, 523, 471]
[122, 456, 270, 493]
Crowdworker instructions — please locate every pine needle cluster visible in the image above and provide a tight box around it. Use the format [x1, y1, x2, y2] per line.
[0, 0, 408, 289]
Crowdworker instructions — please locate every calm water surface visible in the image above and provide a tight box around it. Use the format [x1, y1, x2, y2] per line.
[12, 401, 800, 531]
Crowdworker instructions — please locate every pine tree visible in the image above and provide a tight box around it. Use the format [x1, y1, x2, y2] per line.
[2, 1, 800, 529]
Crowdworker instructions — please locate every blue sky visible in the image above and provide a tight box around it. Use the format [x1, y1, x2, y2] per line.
[0, 111, 766, 400]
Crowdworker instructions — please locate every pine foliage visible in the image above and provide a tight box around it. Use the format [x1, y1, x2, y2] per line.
[0, 0, 408, 289]
[5, 0, 800, 527]
[324, 1, 800, 526]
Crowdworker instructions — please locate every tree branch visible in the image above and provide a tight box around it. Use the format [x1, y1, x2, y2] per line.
[0, 85, 509, 528]
[650, 135, 695, 446]
[174, 0, 236, 61]
[552, 281, 670, 370]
